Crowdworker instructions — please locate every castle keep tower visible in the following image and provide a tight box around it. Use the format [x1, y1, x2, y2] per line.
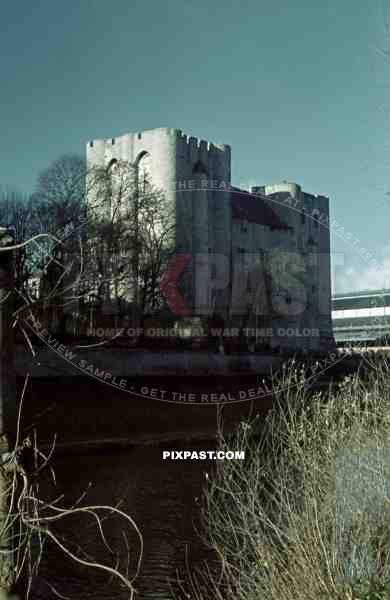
[86, 127, 232, 317]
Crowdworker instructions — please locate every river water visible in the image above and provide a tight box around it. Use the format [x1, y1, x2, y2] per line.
[16, 373, 269, 599]
[28, 442, 218, 599]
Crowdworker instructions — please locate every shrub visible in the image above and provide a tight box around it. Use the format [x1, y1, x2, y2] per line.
[191, 363, 390, 600]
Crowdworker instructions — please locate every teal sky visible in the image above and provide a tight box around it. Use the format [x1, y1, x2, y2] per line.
[1, 0, 390, 293]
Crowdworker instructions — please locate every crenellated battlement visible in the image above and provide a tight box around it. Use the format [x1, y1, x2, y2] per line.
[87, 128, 231, 162]
[174, 129, 230, 154]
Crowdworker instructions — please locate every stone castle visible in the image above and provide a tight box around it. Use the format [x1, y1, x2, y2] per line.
[86, 127, 333, 352]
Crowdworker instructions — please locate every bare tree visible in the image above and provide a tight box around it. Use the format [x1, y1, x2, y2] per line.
[3, 156, 176, 343]
[79, 160, 176, 338]
[137, 188, 176, 314]
[32, 154, 87, 233]
[28, 156, 87, 336]
[0, 188, 35, 296]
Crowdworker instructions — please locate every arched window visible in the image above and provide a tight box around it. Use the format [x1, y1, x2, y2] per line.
[136, 152, 152, 196]
[105, 159, 121, 220]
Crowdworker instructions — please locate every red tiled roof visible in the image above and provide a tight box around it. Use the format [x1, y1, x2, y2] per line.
[231, 188, 289, 230]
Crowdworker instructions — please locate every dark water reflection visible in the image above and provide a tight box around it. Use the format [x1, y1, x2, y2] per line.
[16, 374, 272, 599]
[29, 442, 218, 600]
